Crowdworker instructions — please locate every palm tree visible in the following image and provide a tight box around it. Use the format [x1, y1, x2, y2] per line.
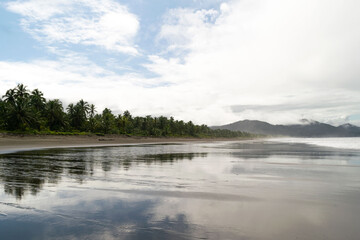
[77, 99, 90, 119]
[14, 83, 30, 100]
[2, 85, 34, 130]
[3, 88, 16, 105]
[66, 103, 77, 129]
[123, 110, 132, 119]
[66, 100, 90, 131]
[46, 99, 65, 130]
[6, 98, 35, 130]
[89, 104, 96, 118]
[101, 108, 115, 134]
[88, 104, 96, 132]
[67, 103, 75, 115]
[0, 99, 7, 129]
[30, 89, 46, 113]
[73, 99, 90, 130]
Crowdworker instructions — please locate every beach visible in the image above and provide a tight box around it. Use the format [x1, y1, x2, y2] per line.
[0, 138, 360, 239]
[0, 134, 237, 153]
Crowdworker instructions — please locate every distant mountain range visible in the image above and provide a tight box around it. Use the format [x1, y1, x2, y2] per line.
[211, 119, 360, 137]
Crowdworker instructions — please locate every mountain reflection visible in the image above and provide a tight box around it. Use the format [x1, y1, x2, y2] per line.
[223, 141, 360, 159]
[0, 147, 207, 199]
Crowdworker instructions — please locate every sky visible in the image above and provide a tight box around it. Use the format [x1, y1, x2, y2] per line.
[1, 0, 360, 126]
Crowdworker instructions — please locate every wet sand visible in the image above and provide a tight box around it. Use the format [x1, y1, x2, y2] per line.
[0, 134, 239, 153]
[0, 140, 360, 239]
[0, 139, 360, 239]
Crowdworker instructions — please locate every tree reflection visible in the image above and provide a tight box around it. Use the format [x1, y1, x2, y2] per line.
[0, 147, 207, 199]
[0, 152, 63, 199]
[140, 152, 207, 163]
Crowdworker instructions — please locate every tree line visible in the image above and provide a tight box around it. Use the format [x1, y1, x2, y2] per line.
[0, 84, 250, 138]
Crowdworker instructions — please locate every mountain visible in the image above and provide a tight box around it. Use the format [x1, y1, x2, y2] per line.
[337, 123, 360, 136]
[212, 120, 360, 137]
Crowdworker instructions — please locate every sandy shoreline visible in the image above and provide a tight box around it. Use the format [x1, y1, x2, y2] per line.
[0, 134, 241, 154]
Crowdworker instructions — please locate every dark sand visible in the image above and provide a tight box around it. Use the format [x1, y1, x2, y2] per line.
[0, 138, 359, 239]
[0, 134, 238, 153]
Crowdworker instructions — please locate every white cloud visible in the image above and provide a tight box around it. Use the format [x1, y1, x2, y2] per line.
[144, 0, 360, 125]
[159, 8, 219, 52]
[2, 0, 360, 126]
[0, 60, 146, 117]
[6, 0, 139, 54]
[0, 57, 236, 125]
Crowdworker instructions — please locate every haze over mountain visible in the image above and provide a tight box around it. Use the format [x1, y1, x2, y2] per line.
[212, 120, 360, 137]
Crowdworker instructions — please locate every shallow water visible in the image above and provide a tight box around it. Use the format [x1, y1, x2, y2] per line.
[0, 140, 360, 240]
[268, 137, 360, 150]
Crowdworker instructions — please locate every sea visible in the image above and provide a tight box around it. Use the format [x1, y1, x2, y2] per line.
[0, 137, 360, 240]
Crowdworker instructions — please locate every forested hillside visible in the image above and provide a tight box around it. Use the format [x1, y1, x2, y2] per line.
[212, 119, 360, 137]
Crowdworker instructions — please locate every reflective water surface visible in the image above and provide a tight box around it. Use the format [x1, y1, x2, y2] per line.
[1, 140, 360, 239]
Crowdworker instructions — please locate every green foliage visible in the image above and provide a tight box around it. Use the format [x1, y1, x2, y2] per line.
[0, 84, 251, 138]
[67, 99, 90, 131]
[2, 84, 37, 130]
[0, 99, 7, 129]
[101, 108, 115, 134]
[46, 99, 66, 131]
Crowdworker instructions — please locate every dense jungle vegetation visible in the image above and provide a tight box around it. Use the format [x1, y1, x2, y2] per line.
[0, 84, 251, 138]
